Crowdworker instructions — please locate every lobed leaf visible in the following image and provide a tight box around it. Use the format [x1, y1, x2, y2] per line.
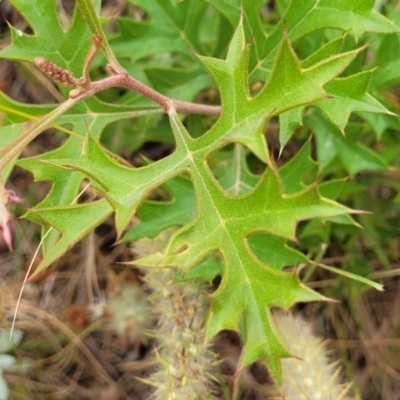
[0, 0, 393, 388]
[25, 17, 372, 383]
[18, 98, 161, 268]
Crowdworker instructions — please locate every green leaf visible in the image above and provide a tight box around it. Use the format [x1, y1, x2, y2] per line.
[301, 34, 346, 69]
[249, 234, 308, 270]
[27, 200, 113, 271]
[318, 180, 362, 226]
[38, 131, 189, 237]
[278, 70, 391, 147]
[313, 261, 383, 291]
[144, 66, 214, 102]
[248, 0, 399, 80]
[197, 24, 363, 165]
[202, 0, 239, 27]
[306, 112, 388, 173]
[0, 92, 55, 125]
[283, 0, 399, 42]
[15, 97, 161, 269]
[34, 19, 367, 384]
[279, 107, 304, 150]
[278, 34, 348, 148]
[135, 109, 354, 384]
[123, 175, 196, 242]
[318, 71, 392, 132]
[3, 3, 393, 387]
[206, 0, 399, 79]
[174, 253, 223, 282]
[370, 59, 400, 90]
[123, 0, 209, 55]
[279, 140, 318, 194]
[16, 97, 161, 205]
[211, 144, 261, 195]
[359, 112, 400, 140]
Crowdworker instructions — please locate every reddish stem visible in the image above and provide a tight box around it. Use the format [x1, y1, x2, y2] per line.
[71, 71, 221, 115]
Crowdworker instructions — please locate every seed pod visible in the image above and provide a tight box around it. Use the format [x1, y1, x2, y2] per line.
[34, 57, 78, 87]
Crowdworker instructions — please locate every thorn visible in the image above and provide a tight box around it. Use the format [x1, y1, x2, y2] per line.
[325, 296, 341, 304]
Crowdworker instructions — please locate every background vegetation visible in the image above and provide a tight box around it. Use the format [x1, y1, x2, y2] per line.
[0, 0, 399, 399]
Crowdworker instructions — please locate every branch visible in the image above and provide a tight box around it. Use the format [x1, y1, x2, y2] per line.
[34, 35, 221, 116]
[0, 40, 220, 250]
[70, 70, 221, 115]
[73, 1, 220, 114]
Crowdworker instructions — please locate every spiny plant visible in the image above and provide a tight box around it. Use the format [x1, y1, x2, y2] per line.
[132, 228, 217, 399]
[0, 0, 399, 396]
[271, 313, 352, 399]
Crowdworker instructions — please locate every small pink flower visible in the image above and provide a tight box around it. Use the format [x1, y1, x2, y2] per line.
[0, 188, 23, 251]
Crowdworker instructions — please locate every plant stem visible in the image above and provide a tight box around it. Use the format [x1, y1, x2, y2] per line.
[72, 71, 221, 115]
[74, 1, 221, 115]
[75, 0, 124, 74]
[0, 97, 82, 171]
